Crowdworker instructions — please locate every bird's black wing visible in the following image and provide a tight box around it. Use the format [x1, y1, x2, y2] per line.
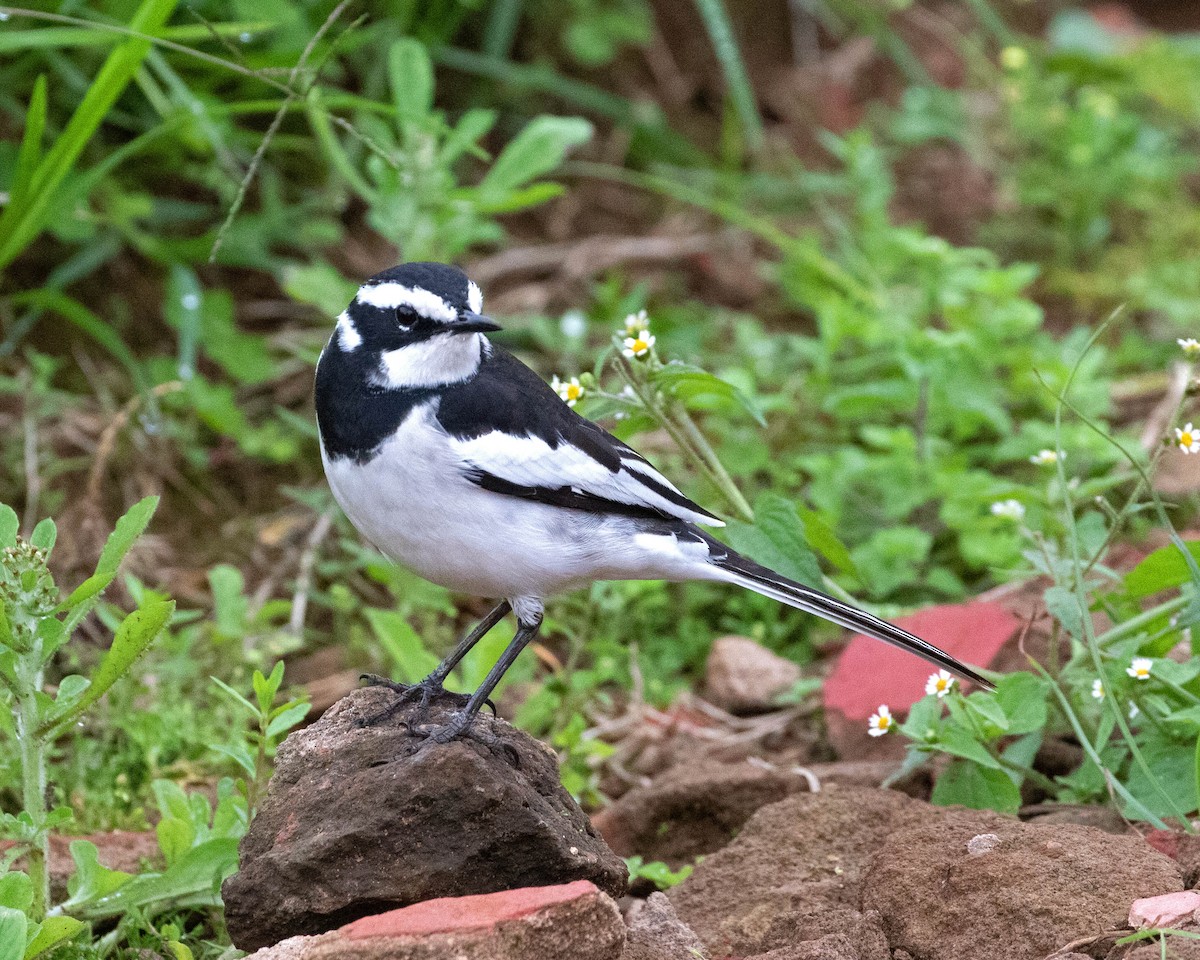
[435, 346, 724, 526]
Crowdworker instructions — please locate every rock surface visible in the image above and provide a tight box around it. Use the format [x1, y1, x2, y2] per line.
[242, 880, 624, 960]
[623, 892, 707, 960]
[593, 758, 809, 867]
[862, 808, 1184, 960]
[704, 636, 801, 714]
[224, 688, 627, 951]
[1129, 890, 1200, 930]
[669, 785, 918, 957]
[669, 784, 1185, 960]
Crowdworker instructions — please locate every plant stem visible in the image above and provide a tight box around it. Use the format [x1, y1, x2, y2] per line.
[14, 652, 48, 919]
[669, 404, 754, 521]
[995, 752, 1058, 794]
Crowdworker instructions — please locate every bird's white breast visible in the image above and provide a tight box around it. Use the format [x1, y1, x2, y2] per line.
[321, 404, 715, 599]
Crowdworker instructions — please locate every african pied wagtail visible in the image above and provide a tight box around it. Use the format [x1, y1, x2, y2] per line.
[316, 262, 992, 743]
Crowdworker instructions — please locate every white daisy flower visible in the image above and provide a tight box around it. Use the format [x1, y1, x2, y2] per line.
[550, 375, 585, 408]
[623, 331, 656, 359]
[990, 499, 1025, 521]
[925, 670, 955, 699]
[1177, 338, 1200, 357]
[1030, 449, 1063, 466]
[867, 704, 893, 737]
[622, 310, 649, 336]
[1091, 679, 1104, 700]
[1176, 423, 1200, 454]
[560, 310, 587, 338]
[1126, 657, 1152, 681]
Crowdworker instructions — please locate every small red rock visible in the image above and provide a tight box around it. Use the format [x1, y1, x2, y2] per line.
[341, 881, 600, 939]
[1129, 890, 1200, 930]
[824, 601, 1016, 721]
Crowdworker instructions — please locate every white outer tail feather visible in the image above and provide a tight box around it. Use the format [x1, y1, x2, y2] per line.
[710, 554, 994, 689]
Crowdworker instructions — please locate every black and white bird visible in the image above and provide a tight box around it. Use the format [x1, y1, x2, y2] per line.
[316, 262, 992, 742]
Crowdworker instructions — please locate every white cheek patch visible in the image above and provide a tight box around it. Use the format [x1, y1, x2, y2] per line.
[357, 282, 457, 322]
[374, 333, 484, 389]
[335, 312, 362, 351]
[467, 281, 483, 315]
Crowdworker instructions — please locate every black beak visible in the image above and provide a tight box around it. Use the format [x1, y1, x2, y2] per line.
[457, 311, 502, 333]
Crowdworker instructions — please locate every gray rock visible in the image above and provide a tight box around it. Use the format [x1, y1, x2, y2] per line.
[223, 688, 627, 951]
[704, 636, 801, 714]
[624, 892, 708, 960]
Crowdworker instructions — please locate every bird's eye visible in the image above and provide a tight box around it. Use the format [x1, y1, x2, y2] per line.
[394, 309, 416, 330]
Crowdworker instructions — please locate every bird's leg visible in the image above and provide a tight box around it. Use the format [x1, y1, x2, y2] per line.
[357, 600, 511, 729]
[421, 604, 543, 744]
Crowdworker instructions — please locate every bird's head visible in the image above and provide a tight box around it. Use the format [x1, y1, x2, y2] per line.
[331, 262, 501, 389]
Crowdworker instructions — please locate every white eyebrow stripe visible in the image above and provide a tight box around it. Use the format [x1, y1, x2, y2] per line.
[467, 281, 483, 314]
[335, 311, 362, 350]
[357, 282, 457, 321]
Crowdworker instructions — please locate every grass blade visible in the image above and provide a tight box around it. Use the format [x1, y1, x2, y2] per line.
[691, 0, 764, 153]
[0, 0, 179, 270]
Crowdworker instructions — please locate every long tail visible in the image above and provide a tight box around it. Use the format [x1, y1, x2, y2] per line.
[710, 546, 994, 690]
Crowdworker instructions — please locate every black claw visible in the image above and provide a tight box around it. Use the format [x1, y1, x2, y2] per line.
[359, 673, 408, 693]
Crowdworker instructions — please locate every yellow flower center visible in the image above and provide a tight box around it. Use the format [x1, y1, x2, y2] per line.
[632, 339, 649, 353]
[566, 383, 582, 401]
[878, 715, 891, 730]
[935, 678, 948, 692]
[1184, 433, 1195, 447]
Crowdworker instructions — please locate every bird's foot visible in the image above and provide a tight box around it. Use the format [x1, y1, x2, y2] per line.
[417, 712, 519, 766]
[356, 674, 494, 730]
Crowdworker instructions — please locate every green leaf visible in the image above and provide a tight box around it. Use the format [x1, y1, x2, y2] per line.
[0, 601, 14, 651]
[993, 673, 1050, 735]
[649, 363, 765, 425]
[254, 661, 285, 714]
[365, 609, 439, 685]
[70, 838, 239, 919]
[899, 695, 944, 742]
[469, 181, 564, 215]
[156, 818, 194, 867]
[723, 493, 823, 589]
[389, 38, 434, 131]
[797, 507, 857, 577]
[210, 743, 257, 779]
[1126, 541, 1200, 598]
[151, 780, 191, 824]
[963, 693, 1009, 738]
[0, 907, 26, 960]
[11, 77, 47, 204]
[39, 599, 174, 736]
[61, 496, 158, 610]
[936, 726, 1003, 770]
[53, 675, 90, 710]
[24, 916, 84, 959]
[210, 676, 256, 716]
[29, 519, 55, 554]
[209, 564, 247, 637]
[61, 841, 132, 912]
[0, 873, 32, 911]
[1043, 585, 1085, 639]
[478, 116, 592, 197]
[1123, 729, 1199, 820]
[932, 759, 1022, 814]
[265, 700, 310, 739]
[0, 506, 18, 549]
[441, 108, 496, 165]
